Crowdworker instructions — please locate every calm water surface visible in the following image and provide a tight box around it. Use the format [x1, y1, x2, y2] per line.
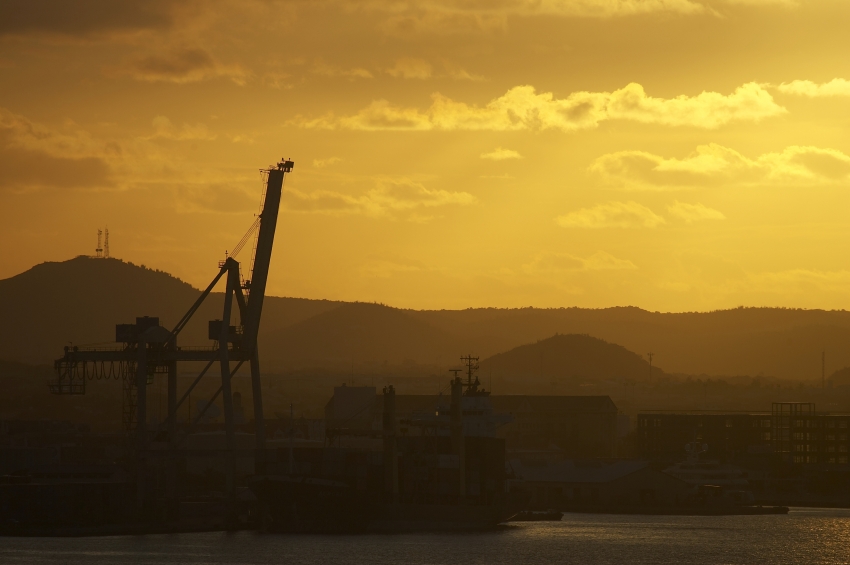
[2, 508, 849, 564]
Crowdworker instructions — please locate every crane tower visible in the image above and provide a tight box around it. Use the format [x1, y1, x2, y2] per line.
[52, 159, 294, 519]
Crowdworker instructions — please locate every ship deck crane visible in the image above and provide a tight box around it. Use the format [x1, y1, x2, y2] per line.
[51, 159, 293, 518]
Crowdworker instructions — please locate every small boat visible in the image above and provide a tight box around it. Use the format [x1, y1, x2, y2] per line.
[508, 510, 563, 522]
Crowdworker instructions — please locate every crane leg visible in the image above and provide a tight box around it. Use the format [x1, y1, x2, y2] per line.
[167, 360, 178, 519]
[136, 340, 148, 517]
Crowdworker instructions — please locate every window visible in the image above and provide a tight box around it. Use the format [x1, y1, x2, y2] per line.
[840, 446, 848, 453]
[841, 435, 848, 441]
[828, 422, 836, 429]
[762, 420, 771, 428]
[828, 446, 836, 453]
[840, 457, 849, 464]
[726, 419, 733, 428]
[794, 433, 805, 440]
[762, 432, 771, 441]
[827, 434, 835, 441]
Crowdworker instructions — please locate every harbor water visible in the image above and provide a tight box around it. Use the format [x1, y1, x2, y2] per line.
[1, 508, 849, 565]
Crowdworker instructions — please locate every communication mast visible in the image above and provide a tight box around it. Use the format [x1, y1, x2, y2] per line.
[95, 229, 103, 258]
[457, 354, 487, 396]
[104, 228, 110, 258]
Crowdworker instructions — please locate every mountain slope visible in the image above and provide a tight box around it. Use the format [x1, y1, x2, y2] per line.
[0, 257, 340, 364]
[410, 307, 850, 380]
[5, 257, 850, 380]
[479, 333, 663, 385]
[259, 302, 456, 372]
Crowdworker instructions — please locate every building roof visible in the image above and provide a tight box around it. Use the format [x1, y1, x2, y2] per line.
[508, 458, 648, 484]
[492, 395, 618, 414]
[379, 394, 618, 415]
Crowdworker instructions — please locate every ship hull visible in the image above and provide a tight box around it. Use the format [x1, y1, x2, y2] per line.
[251, 475, 523, 533]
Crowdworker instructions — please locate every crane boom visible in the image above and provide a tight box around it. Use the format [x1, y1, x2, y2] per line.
[243, 161, 292, 350]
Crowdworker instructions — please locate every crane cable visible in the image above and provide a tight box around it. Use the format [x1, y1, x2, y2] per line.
[230, 217, 260, 260]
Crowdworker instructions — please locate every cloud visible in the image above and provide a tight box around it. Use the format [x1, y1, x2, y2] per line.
[777, 78, 850, 97]
[173, 183, 257, 214]
[146, 116, 216, 140]
[0, 0, 180, 38]
[480, 147, 522, 160]
[365, 0, 708, 33]
[556, 201, 665, 228]
[296, 82, 784, 131]
[281, 178, 475, 219]
[123, 47, 248, 85]
[720, 0, 796, 5]
[444, 63, 484, 81]
[312, 61, 373, 79]
[361, 0, 801, 34]
[667, 201, 725, 222]
[743, 269, 850, 297]
[313, 157, 343, 168]
[524, 250, 637, 273]
[384, 58, 483, 80]
[0, 107, 113, 190]
[359, 258, 426, 278]
[386, 58, 432, 79]
[590, 144, 850, 189]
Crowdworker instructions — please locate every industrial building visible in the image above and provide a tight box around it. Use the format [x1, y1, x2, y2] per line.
[638, 403, 850, 467]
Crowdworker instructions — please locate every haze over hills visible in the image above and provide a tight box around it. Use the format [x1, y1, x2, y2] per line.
[410, 307, 850, 382]
[3, 257, 850, 381]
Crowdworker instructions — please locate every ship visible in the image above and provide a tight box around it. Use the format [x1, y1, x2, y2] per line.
[250, 356, 528, 532]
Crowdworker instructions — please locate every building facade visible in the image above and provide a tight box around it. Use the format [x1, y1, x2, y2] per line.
[638, 403, 850, 467]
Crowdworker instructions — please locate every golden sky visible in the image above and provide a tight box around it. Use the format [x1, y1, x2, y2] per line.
[2, 0, 850, 311]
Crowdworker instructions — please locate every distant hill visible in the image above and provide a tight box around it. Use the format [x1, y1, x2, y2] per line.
[410, 307, 850, 381]
[259, 302, 456, 372]
[4, 257, 850, 380]
[830, 367, 850, 387]
[0, 256, 340, 365]
[479, 334, 663, 386]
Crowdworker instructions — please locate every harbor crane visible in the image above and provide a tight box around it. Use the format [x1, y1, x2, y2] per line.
[51, 159, 294, 517]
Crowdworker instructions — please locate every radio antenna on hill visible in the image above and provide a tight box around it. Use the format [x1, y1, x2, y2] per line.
[94, 228, 110, 258]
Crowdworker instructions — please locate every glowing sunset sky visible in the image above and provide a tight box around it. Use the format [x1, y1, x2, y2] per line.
[2, 0, 850, 310]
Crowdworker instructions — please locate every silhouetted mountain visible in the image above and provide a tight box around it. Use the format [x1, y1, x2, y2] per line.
[479, 334, 663, 386]
[259, 302, 456, 372]
[829, 367, 850, 387]
[0, 256, 340, 364]
[4, 257, 850, 381]
[410, 307, 850, 381]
